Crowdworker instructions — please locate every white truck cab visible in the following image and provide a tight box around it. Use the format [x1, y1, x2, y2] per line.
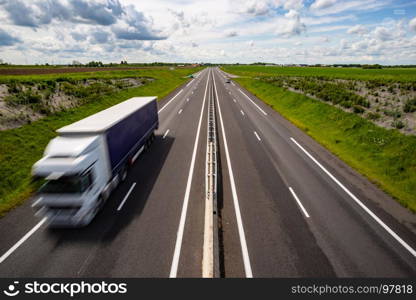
[32, 135, 111, 226]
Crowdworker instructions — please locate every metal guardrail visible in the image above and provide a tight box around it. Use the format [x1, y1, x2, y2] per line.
[203, 80, 219, 278]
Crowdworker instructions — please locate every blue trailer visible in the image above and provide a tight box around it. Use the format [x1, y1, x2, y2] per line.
[32, 97, 159, 226]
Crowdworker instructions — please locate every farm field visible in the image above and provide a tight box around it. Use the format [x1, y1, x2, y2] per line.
[222, 65, 416, 212]
[0, 66, 202, 215]
[0, 65, 195, 76]
[223, 65, 416, 82]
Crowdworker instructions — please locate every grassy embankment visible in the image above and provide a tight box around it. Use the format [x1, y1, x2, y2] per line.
[223, 66, 416, 212]
[0, 67, 202, 215]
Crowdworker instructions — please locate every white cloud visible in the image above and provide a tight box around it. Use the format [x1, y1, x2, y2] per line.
[311, 0, 388, 16]
[310, 0, 337, 10]
[277, 17, 306, 37]
[225, 30, 238, 37]
[282, 0, 304, 11]
[347, 24, 369, 35]
[410, 17, 416, 32]
[374, 26, 394, 41]
[285, 9, 299, 18]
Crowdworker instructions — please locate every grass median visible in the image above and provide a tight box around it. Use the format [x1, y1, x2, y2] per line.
[0, 67, 202, 215]
[230, 77, 416, 213]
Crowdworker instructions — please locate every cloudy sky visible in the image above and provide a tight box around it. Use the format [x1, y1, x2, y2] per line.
[0, 0, 415, 65]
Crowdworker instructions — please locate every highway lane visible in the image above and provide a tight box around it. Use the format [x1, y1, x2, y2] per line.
[0, 68, 210, 277]
[212, 67, 416, 277]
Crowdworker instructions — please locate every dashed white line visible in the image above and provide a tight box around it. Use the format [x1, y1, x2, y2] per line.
[233, 99, 236, 103]
[186, 98, 189, 102]
[290, 137, 416, 258]
[117, 182, 137, 211]
[162, 129, 170, 139]
[231, 82, 236, 86]
[238, 89, 268, 116]
[31, 197, 42, 207]
[240, 110, 245, 116]
[288, 187, 310, 218]
[0, 217, 47, 264]
[178, 109, 183, 115]
[169, 68, 210, 278]
[158, 89, 183, 113]
[213, 69, 253, 278]
[254, 131, 261, 141]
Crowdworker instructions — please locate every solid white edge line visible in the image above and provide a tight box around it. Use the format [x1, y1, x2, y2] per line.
[254, 131, 261, 141]
[288, 187, 310, 218]
[213, 69, 253, 278]
[117, 182, 137, 211]
[238, 89, 268, 116]
[0, 217, 47, 264]
[290, 137, 416, 258]
[186, 79, 193, 87]
[158, 89, 183, 113]
[169, 68, 210, 278]
[162, 129, 170, 139]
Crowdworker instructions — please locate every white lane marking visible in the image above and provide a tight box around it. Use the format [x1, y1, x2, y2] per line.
[186, 98, 189, 102]
[117, 182, 137, 211]
[254, 131, 261, 141]
[131, 145, 144, 164]
[158, 89, 183, 113]
[0, 217, 47, 264]
[289, 187, 310, 218]
[163, 129, 170, 139]
[231, 82, 236, 86]
[213, 70, 253, 278]
[290, 137, 416, 258]
[186, 80, 193, 87]
[233, 99, 236, 103]
[238, 89, 268, 116]
[169, 68, 210, 278]
[240, 110, 245, 116]
[178, 109, 183, 115]
[31, 197, 42, 207]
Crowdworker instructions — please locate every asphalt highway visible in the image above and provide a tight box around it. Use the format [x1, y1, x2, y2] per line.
[0, 67, 414, 277]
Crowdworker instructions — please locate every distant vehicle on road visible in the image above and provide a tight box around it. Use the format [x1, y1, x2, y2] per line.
[225, 78, 231, 83]
[32, 97, 159, 227]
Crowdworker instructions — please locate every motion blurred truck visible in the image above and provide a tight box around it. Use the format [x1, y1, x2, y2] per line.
[32, 97, 159, 227]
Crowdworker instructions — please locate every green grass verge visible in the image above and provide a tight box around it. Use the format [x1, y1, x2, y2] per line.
[231, 77, 416, 213]
[0, 67, 203, 215]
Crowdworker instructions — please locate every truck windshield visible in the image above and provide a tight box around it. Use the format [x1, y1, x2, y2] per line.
[39, 173, 91, 194]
